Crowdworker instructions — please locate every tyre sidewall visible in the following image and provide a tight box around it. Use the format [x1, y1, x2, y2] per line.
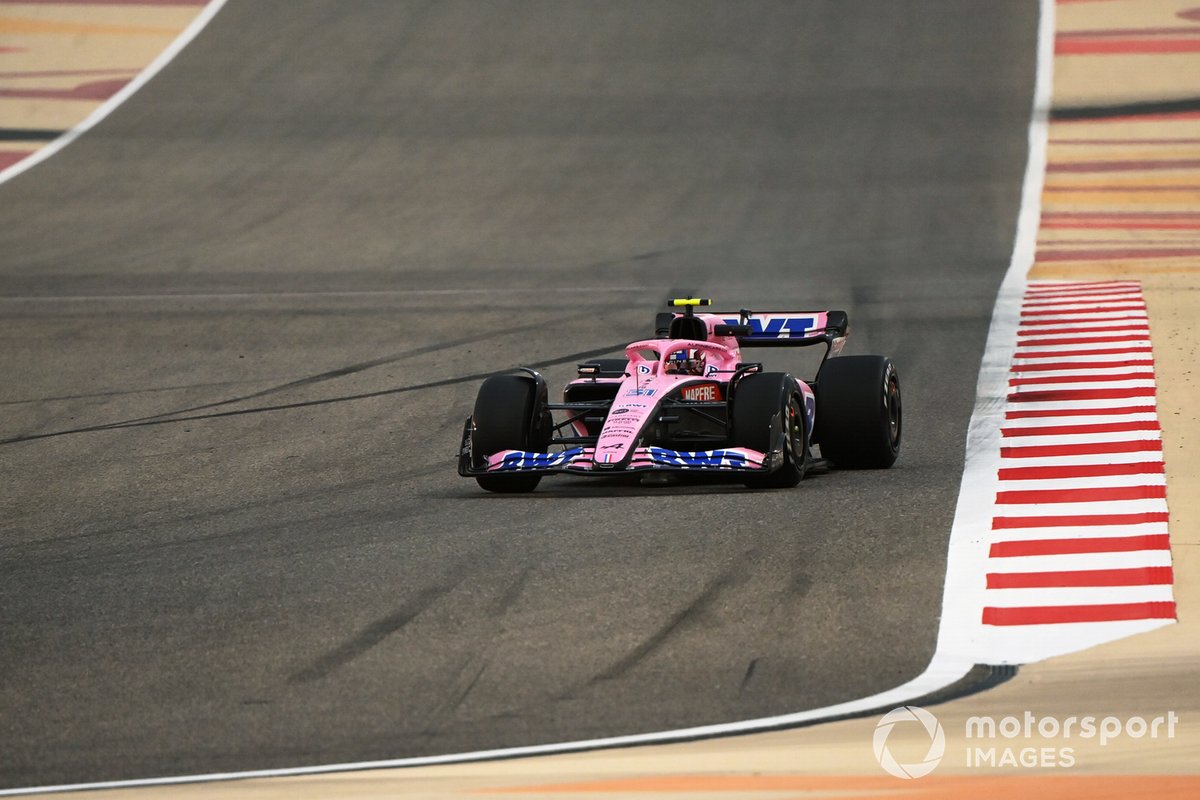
[814, 356, 900, 469]
[472, 375, 546, 492]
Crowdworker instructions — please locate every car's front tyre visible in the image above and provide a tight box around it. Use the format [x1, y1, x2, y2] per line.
[471, 375, 549, 493]
[731, 373, 808, 489]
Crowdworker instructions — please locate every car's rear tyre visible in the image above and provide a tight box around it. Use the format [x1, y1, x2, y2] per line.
[815, 356, 901, 469]
[472, 375, 549, 493]
[732, 373, 807, 489]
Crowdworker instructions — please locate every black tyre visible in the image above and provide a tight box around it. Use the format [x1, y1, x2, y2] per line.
[731, 373, 808, 489]
[472, 375, 549, 493]
[814, 356, 901, 469]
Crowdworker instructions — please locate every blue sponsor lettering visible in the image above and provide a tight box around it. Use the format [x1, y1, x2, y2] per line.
[625, 388, 656, 397]
[499, 448, 583, 470]
[723, 316, 817, 338]
[648, 447, 748, 469]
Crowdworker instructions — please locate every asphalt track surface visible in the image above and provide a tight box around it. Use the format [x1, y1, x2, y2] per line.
[0, 1, 1038, 788]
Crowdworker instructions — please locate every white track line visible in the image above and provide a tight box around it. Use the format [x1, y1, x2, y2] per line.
[0, 0, 1063, 795]
[1004, 397, 1158, 413]
[987, 522, 1170, 542]
[1000, 452, 1166, 469]
[1002, 413, 1161, 428]
[994, 499, 1169, 518]
[0, 0, 231, 188]
[999, 475, 1166, 491]
[1010, 367, 1155, 379]
[935, 0, 1104, 668]
[998, 431, 1162, 447]
[987, 551, 1173, 573]
[980, 619, 1170, 657]
[983, 585, 1175, 607]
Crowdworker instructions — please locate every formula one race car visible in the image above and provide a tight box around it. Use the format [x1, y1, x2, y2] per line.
[458, 298, 900, 492]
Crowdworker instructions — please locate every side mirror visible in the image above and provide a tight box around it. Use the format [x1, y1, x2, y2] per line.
[654, 312, 674, 338]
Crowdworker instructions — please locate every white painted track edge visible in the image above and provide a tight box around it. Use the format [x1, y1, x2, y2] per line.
[934, 0, 1056, 665]
[0, 0, 232, 188]
[0, 656, 978, 795]
[0, 0, 1055, 793]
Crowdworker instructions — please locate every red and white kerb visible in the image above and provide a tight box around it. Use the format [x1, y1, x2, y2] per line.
[984, 281, 1175, 632]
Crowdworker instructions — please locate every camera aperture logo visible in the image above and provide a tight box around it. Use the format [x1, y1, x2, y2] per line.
[872, 707, 1179, 776]
[872, 705, 945, 779]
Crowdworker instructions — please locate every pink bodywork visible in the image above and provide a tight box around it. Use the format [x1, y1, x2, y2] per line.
[588, 336, 740, 467]
[484, 312, 826, 473]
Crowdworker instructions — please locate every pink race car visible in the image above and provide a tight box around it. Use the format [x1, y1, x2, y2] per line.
[458, 298, 901, 492]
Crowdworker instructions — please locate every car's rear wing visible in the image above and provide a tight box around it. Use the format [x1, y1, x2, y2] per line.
[655, 307, 849, 349]
[715, 310, 848, 348]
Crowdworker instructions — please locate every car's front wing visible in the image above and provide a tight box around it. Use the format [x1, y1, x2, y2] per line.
[462, 444, 782, 476]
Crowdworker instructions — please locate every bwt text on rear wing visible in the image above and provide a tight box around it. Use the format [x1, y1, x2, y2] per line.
[655, 307, 849, 352]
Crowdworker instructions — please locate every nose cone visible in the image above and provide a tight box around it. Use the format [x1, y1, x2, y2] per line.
[594, 381, 658, 467]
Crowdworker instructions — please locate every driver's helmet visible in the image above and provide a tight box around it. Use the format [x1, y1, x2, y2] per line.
[665, 348, 706, 375]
